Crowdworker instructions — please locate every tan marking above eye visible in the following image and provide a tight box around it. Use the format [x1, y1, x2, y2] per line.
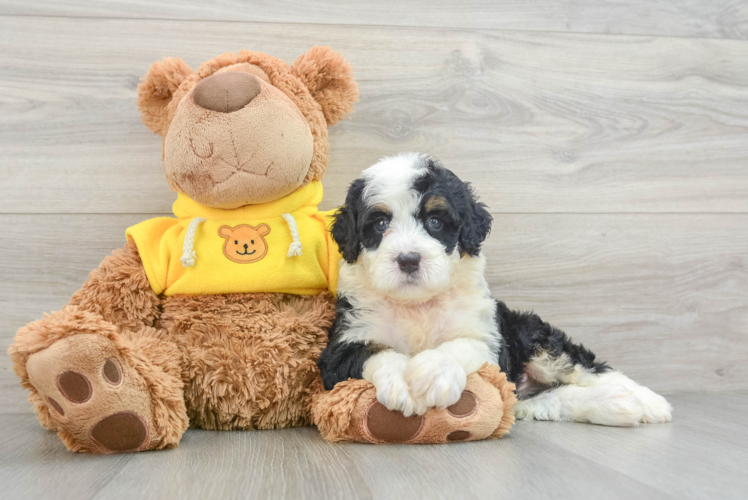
[425, 196, 448, 212]
[371, 203, 391, 215]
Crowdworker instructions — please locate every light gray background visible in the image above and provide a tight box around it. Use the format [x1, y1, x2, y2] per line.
[0, 1, 746, 498]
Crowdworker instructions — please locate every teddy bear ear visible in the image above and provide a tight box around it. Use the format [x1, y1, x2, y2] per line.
[137, 57, 194, 135]
[291, 46, 359, 126]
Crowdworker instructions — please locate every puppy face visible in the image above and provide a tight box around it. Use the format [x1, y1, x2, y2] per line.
[332, 153, 492, 302]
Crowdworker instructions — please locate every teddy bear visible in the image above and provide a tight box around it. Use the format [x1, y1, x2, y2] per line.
[9, 47, 516, 454]
[9, 47, 358, 453]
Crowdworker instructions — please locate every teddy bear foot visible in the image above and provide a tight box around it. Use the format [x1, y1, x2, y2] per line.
[25, 333, 160, 453]
[312, 363, 517, 444]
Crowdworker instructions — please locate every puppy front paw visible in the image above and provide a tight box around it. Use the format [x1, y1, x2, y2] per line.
[404, 350, 467, 410]
[370, 365, 424, 417]
[364, 351, 424, 416]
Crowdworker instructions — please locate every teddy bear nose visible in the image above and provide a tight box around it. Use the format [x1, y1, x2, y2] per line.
[193, 72, 262, 113]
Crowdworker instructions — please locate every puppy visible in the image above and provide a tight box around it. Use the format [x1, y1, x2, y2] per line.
[318, 153, 672, 426]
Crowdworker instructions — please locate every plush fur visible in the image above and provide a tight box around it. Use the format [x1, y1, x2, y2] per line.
[159, 292, 334, 430]
[318, 153, 673, 427]
[291, 46, 359, 126]
[9, 48, 355, 453]
[10, 304, 188, 453]
[137, 48, 358, 208]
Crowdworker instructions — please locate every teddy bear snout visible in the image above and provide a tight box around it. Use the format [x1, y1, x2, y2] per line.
[193, 72, 262, 113]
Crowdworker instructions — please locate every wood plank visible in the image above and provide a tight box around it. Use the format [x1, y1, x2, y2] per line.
[2, 213, 746, 406]
[517, 393, 748, 499]
[2, 17, 748, 214]
[488, 213, 748, 394]
[1, 1, 747, 39]
[2, 393, 745, 500]
[0, 414, 672, 500]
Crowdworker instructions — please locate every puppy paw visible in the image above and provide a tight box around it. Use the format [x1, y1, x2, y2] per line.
[372, 369, 424, 417]
[404, 350, 467, 410]
[514, 398, 562, 422]
[364, 351, 422, 416]
[633, 387, 673, 423]
[583, 384, 645, 427]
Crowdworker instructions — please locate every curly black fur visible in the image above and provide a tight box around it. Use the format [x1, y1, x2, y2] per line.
[495, 300, 611, 385]
[413, 158, 492, 256]
[317, 296, 386, 390]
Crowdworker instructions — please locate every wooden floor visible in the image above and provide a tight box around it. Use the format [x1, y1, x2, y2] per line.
[0, 391, 745, 500]
[1, 1, 747, 499]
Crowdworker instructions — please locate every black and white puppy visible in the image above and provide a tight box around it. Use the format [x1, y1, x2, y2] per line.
[318, 153, 672, 426]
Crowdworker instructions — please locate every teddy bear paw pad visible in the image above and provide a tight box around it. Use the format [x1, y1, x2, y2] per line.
[364, 402, 425, 443]
[447, 391, 478, 418]
[447, 430, 472, 441]
[57, 371, 92, 403]
[25, 334, 156, 453]
[91, 412, 149, 452]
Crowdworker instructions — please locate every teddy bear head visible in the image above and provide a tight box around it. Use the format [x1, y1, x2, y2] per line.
[137, 47, 358, 209]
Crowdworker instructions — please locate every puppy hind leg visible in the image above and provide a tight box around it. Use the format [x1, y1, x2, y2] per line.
[516, 355, 672, 425]
[516, 351, 646, 426]
[514, 383, 645, 427]
[576, 370, 673, 424]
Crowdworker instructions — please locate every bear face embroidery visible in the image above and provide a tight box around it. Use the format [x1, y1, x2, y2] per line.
[218, 224, 271, 263]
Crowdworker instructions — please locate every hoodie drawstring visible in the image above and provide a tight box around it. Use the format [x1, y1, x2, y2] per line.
[282, 213, 303, 257]
[181, 217, 206, 267]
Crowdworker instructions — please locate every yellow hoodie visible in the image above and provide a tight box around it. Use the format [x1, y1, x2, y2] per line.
[126, 181, 340, 296]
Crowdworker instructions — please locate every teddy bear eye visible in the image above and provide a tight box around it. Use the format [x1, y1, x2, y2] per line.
[235, 240, 238, 244]
[251, 240, 255, 244]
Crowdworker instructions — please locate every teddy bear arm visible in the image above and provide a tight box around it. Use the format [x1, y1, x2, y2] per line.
[69, 240, 161, 332]
[312, 363, 517, 444]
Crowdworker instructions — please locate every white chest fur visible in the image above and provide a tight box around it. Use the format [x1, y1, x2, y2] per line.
[337, 254, 501, 356]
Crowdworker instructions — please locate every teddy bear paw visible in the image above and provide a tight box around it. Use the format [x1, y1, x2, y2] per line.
[363, 389, 481, 443]
[313, 365, 517, 444]
[25, 334, 156, 453]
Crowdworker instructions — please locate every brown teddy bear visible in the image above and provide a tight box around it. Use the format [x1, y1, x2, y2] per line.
[9, 47, 516, 454]
[9, 47, 358, 453]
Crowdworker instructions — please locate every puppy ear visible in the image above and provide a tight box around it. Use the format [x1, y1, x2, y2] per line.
[331, 178, 366, 263]
[291, 46, 359, 126]
[137, 57, 194, 135]
[458, 184, 493, 256]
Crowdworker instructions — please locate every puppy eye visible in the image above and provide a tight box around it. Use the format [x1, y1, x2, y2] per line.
[374, 219, 389, 233]
[428, 217, 443, 231]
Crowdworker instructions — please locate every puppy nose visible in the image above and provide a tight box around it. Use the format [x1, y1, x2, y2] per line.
[193, 72, 262, 113]
[397, 253, 421, 274]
